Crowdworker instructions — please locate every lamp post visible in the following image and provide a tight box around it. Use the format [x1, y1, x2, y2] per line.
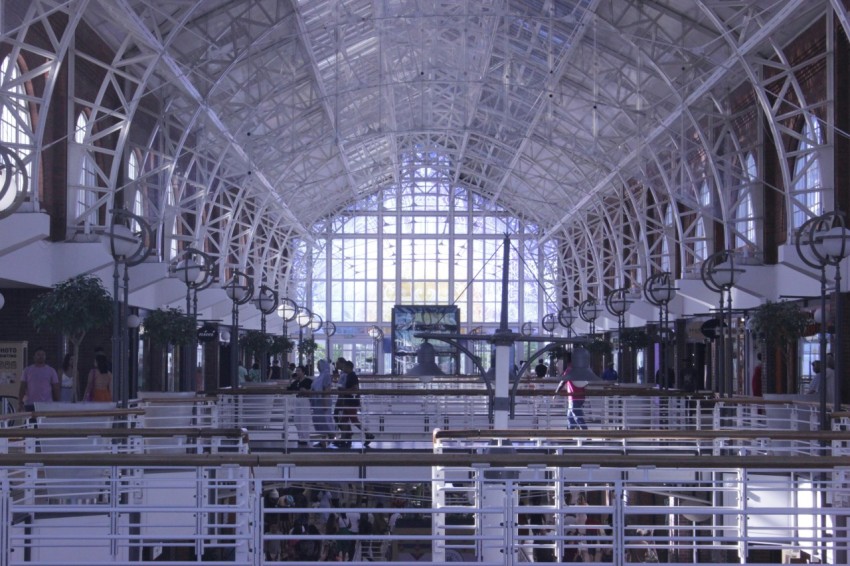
[813, 213, 850, 414]
[605, 287, 634, 377]
[579, 299, 602, 336]
[325, 321, 337, 362]
[367, 325, 383, 375]
[701, 250, 745, 397]
[254, 284, 278, 381]
[173, 248, 213, 392]
[307, 311, 323, 374]
[541, 313, 556, 336]
[521, 322, 534, 365]
[644, 273, 677, 389]
[103, 208, 150, 407]
[797, 211, 850, 428]
[279, 298, 299, 381]
[296, 307, 313, 368]
[224, 269, 253, 387]
[558, 306, 575, 338]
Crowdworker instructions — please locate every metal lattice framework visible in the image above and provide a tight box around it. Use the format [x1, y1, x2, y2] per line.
[1, 0, 848, 315]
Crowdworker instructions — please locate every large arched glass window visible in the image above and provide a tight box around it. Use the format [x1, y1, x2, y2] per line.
[735, 153, 757, 249]
[693, 182, 710, 262]
[305, 149, 559, 331]
[73, 112, 98, 233]
[166, 179, 178, 260]
[791, 119, 823, 228]
[127, 150, 146, 232]
[0, 56, 33, 215]
[660, 204, 673, 272]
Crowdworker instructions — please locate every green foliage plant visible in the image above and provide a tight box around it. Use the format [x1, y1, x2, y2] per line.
[586, 338, 613, 356]
[620, 328, 653, 349]
[749, 301, 809, 345]
[749, 301, 810, 393]
[143, 308, 196, 346]
[29, 274, 112, 396]
[240, 330, 273, 355]
[298, 338, 318, 356]
[269, 335, 294, 356]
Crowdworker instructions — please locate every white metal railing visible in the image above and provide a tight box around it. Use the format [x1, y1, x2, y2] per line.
[2, 391, 845, 450]
[1, 452, 849, 565]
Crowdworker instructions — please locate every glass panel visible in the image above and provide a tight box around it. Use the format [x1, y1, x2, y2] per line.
[305, 148, 560, 332]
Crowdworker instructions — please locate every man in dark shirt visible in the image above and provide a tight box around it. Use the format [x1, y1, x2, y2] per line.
[333, 360, 373, 448]
[534, 360, 548, 378]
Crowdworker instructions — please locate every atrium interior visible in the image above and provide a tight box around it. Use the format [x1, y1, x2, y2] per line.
[1, 1, 850, 564]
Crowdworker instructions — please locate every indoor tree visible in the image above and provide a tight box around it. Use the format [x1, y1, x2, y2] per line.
[749, 301, 810, 394]
[29, 274, 113, 398]
[143, 308, 196, 347]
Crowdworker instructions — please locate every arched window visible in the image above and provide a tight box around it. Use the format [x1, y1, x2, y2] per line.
[693, 182, 710, 262]
[128, 151, 142, 213]
[735, 153, 757, 248]
[73, 112, 98, 233]
[791, 120, 823, 228]
[166, 180, 178, 260]
[0, 56, 33, 215]
[660, 204, 673, 272]
[305, 148, 559, 332]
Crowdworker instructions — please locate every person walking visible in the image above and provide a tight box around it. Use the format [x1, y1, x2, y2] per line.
[287, 365, 313, 446]
[751, 353, 763, 397]
[18, 347, 60, 411]
[60, 353, 75, 402]
[601, 362, 618, 382]
[555, 376, 587, 430]
[334, 360, 374, 448]
[806, 359, 834, 403]
[84, 353, 113, 402]
[310, 359, 336, 447]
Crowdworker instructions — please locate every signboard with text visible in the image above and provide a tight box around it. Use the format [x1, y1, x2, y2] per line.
[0, 341, 27, 399]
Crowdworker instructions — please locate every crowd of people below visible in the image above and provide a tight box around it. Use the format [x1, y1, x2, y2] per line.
[262, 484, 419, 562]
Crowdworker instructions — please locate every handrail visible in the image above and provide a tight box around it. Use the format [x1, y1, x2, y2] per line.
[432, 428, 850, 441]
[0, 407, 146, 423]
[1, 451, 849, 469]
[0, 427, 245, 438]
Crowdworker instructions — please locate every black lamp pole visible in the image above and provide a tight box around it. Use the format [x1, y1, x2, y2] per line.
[296, 307, 313, 368]
[605, 287, 633, 378]
[279, 298, 299, 382]
[174, 248, 213, 392]
[701, 251, 744, 397]
[796, 211, 850, 429]
[104, 208, 150, 407]
[579, 299, 601, 336]
[225, 270, 253, 387]
[254, 284, 278, 381]
[644, 273, 676, 389]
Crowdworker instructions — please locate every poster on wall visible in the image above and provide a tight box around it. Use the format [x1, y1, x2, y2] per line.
[391, 305, 460, 375]
[0, 341, 27, 398]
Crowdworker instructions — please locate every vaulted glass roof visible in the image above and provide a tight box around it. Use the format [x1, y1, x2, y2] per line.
[76, 0, 824, 238]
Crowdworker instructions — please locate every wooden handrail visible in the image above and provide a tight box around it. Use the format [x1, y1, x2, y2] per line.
[0, 451, 847, 469]
[432, 428, 850, 441]
[0, 427, 245, 439]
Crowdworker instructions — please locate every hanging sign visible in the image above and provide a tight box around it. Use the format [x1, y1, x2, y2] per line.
[0, 341, 27, 398]
[197, 324, 218, 343]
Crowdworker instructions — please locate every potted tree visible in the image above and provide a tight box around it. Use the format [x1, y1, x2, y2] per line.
[143, 308, 196, 347]
[29, 274, 112, 399]
[749, 301, 810, 394]
[240, 330, 273, 359]
[142, 308, 196, 391]
[298, 338, 318, 374]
